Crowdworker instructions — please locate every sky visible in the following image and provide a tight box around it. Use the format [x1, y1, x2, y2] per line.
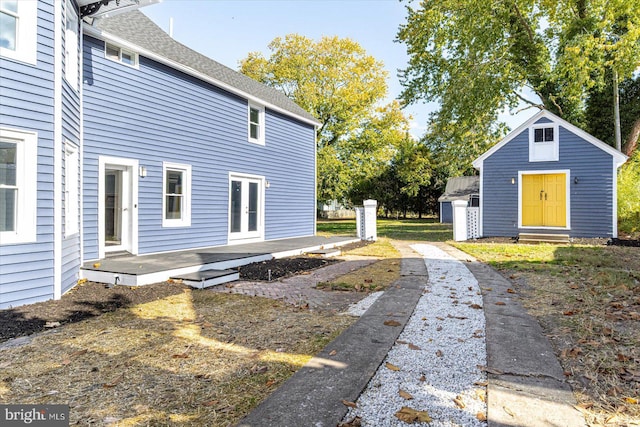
[141, 0, 537, 138]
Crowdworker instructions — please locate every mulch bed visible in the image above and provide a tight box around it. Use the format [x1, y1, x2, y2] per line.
[0, 252, 356, 343]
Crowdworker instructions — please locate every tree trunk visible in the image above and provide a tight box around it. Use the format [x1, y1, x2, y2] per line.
[623, 116, 640, 157]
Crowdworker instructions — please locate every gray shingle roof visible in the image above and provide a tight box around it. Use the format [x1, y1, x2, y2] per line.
[437, 176, 479, 202]
[92, 10, 319, 125]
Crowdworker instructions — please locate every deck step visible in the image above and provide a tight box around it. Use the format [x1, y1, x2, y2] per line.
[518, 233, 570, 244]
[171, 269, 239, 289]
[305, 247, 342, 258]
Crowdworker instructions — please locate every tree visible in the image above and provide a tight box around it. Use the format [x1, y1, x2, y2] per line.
[586, 74, 640, 156]
[240, 34, 405, 205]
[397, 0, 640, 144]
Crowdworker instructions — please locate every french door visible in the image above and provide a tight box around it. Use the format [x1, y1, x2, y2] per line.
[229, 174, 264, 241]
[521, 173, 567, 228]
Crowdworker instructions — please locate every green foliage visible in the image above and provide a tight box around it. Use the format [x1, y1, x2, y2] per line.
[618, 150, 640, 233]
[240, 34, 413, 205]
[397, 0, 640, 144]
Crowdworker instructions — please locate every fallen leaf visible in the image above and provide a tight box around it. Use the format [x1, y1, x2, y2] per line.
[384, 320, 401, 327]
[103, 374, 124, 388]
[408, 343, 421, 350]
[617, 353, 630, 362]
[385, 362, 401, 371]
[396, 340, 408, 345]
[329, 350, 337, 356]
[563, 310, 576, 316]
[435, 350, 443, 357]
[265, 379, 276, 387]
[399, 389, 413, 400]
[419, 374, 426, 382]
[70, 349, 88, 357]
[61, 359, 71, 366]
[474, 381, 488, 387]
[478, 365, 504, 375]
[503, 405, 515, 417]
[394, 406, 432, 423]
[201, 399, 219, 407]
[338, 416, 362, 427]
[475, 389, 487, 402]
[453, 396, 465, 408]
[507, 288, 516, 294]
[470, 304, 482, 310]
[436, 325, 443, 331]
[341, 400, 357, 408]
[477, 412, 487, 421]
[495, 301, 506, 306]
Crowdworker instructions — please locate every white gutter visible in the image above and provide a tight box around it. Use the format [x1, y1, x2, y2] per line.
[82, 24, 321, 128]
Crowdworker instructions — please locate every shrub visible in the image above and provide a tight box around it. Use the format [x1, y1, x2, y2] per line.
[618, 150, 640, 234]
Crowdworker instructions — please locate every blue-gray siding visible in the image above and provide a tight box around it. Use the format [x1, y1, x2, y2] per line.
[0, 0, 56, 309]
[440, 202, 452, 223]
[82, 36, 315, 260]
[482, 120, 615, 238]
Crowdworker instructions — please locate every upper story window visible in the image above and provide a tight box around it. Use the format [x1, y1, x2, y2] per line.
[0, 127, 37, 245]
[248, 103, 265, 145]
[64, 0, 79, 91]
[105, 42, 138, 68]
[162, 162, 191, 227]
[529, 123, 559, 162]
[0, 0, 37, 65]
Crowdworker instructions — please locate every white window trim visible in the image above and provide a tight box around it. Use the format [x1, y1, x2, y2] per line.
[104, 41, 139, 68]
[248, 103, 265, 145]
[64, 142, 79, 236]
[64, 0, 79, 91]
[529, 123, 559, 162]
[162, 162, 191, 227]
[0, 127, 37, 245]
[0, 0, 37, 65]
[518, 169, 571, 230]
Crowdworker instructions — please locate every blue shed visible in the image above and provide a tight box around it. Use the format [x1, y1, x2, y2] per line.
[438, 176, 479, 223]
[472, 110, 627, 239]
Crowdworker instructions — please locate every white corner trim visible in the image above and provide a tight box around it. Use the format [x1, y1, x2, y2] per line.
[612, 160, 619, 238]
[54, 0, 63, 300]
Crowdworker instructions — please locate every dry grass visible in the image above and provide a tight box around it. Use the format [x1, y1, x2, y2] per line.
[317, 237, 401, 292]
[0, 290, 355, 426]
[453, 242, 640, 427]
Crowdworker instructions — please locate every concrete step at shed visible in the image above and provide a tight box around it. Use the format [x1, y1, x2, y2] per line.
[518, 233, 570, 244]
[171, 269, 239, 289]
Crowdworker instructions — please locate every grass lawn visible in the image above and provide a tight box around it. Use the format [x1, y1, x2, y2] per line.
[318, 217, 453, 242]
[453, 241, 640, 426]
[0, 290, 353, 425]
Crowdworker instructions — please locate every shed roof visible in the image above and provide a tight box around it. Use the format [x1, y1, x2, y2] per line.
[89, 11, 320, 126]
[438, 176, 479, 202]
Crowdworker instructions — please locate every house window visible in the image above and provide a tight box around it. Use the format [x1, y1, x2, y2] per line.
[529, 124, 559, 162]
[64, 0, 79, 91]
[0, 128, 37, 244]
[0, 0, 37, 64]
[65, 142, 79, 236]
[105, 42, 138, 67]
[162, 162, 191, 227]
[248, 103, 265, 145]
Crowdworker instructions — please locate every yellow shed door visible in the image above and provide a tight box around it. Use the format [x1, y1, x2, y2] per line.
[522, 174, 566, 227]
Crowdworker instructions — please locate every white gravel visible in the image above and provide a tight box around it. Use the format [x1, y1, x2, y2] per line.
[343, 244, 488, 426]
[344, 291, 384, 316]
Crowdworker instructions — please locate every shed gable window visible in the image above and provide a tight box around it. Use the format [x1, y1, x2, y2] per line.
[105, 42, 138, 67]
[248, 103, 265, 145]
[0, 0, 37, 64]
[162, 162, 191, 227]
[0, 128, 37, 244]
[529, 124, 559, 162]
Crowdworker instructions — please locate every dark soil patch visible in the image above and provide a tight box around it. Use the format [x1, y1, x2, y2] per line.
[239, 256, 340, 281]
[0, 281, 187, 343]
[608, 237, 640, 247]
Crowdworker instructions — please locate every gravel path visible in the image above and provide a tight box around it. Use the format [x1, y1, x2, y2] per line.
[343, 243, 488, 426]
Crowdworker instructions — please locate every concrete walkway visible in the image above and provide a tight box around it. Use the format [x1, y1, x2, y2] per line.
[237, 242, 587, 427]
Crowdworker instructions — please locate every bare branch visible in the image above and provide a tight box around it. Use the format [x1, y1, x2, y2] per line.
[512, 90, 544, 109]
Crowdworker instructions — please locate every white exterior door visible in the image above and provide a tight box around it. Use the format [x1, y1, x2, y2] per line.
[229, 174, 264, 242]
[99, 157, 138, 257]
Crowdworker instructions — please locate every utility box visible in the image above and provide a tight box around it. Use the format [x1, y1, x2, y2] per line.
[356, 199, 378, 241]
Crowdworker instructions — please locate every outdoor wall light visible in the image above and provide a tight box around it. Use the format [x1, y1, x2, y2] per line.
[511, 177, 516, 184]
[574, 177, 579, 184]
[265, 180, 271, 188]
[139, 166, 147, 178]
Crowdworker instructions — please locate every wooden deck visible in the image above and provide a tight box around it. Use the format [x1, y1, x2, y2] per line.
[81, 235, 359, 286]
